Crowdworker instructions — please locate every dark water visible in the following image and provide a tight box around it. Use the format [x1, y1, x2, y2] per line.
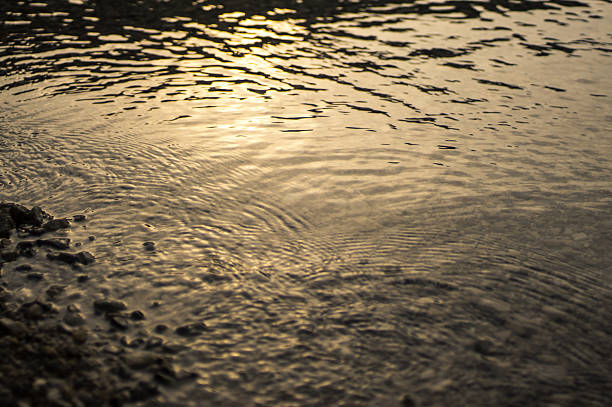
[1, 0, 612, 405]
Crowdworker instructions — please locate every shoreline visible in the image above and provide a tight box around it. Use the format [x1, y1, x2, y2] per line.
[0, 203, 194, 407]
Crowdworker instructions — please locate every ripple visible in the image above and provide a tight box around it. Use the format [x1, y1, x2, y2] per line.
[1, 0, 612, 405]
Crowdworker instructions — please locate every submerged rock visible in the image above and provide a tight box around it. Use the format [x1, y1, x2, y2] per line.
[76, 251, 95, 265]
[63, 311, 86, 327]
[26, 272, 44, 281]
[37, 238, 70, 250]
[94, 299, 128, 314]
[130, 310, 145, 321]
[107, 313, 130, 330]
[43, 218, 70, 232]
[0, 203, 48, 230]
[0, 210, 15, 238]
[47, 251, 94, 265]
[16, 240, 36, 257]
[175, 322, 209, 337]
[72, 214, 86, 222]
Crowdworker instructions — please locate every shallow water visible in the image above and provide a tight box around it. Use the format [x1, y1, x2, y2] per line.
[1, 0, 611, 405]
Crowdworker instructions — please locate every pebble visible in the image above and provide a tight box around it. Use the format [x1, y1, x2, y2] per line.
[402, 394, 418, 407]
[63, 312, 86, 327]
[0, 212, 14, 238]
[122, 352, 160, 370]
[143, 241, 155, 251]
[22, 302, 45, 320]
[94, 299, 128, 313]
[43, 218, 70, 232]
[47, 251, 95, 265]
[71, 327, 88, 344]
[72, 215, 86, 222]
[37, 238, 71, 250]
[473, 338, 499, 356]
[106, 313, 130, 330]
[26, 272, 44, 281]
[47, 252, 79, 264]
[2, 251, 19, 262]
[0, 317, 27, 337]
[46, 285, 65, 299]
[16, 240, 36, 256]
[76, 251, 95, 265]
[175, 322, 208, 337]
[130, 310, 145, 321]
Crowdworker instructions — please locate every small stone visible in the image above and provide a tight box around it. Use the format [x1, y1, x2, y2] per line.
[77, 275, 89, 283]
[143, 241, 155, 251]
[107, 313, 129, 330]
[46, 285, 65, 299]
[94, 299, 128, 313]
[30, 206, 45, 226]
[175, 322, 208, 337]
[88, 236, 95, 241]
[16, 241, 36, 257]
[37, 238, 70, 250]
[72, 327, 88, 344]
[130, 310, 145, 321]
[0, 317, 27, 336]
[0, 209, 16, 238]
[26, 272, 44, 281]
[22, 302, 45, 319]
[29, 227, 45, 236]
[1, 251, 18, 262]
[72, 214, 86, 222]
[154, 324, 167, 334]
[76, 251, 95, 264]
[47, 252, 78, 264]
[5, 203, 31, 226]
[123, 352, 160, 370]
[16, 240, 35, 250]
[402, 394, 418, 407]
[15, 264, 33, 271]
[473, 338, 498, 356]
[63, 312, 86, 327]
[43, 218, 70, 232]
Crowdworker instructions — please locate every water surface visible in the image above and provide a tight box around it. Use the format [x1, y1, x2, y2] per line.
[1, 0, 611, 405]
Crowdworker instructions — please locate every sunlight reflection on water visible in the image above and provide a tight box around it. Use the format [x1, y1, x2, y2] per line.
[1, 0, 611, 405]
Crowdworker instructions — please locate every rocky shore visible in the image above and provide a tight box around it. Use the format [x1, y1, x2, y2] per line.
[0, 203, 195, 407]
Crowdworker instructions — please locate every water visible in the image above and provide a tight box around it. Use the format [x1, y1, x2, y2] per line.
[1, 0, 611, 405]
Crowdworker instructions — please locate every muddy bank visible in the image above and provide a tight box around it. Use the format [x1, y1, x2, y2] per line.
[0, 203, 195, 407]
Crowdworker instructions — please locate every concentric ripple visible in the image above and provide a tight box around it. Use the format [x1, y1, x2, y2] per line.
[1, 0, 611, 405]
